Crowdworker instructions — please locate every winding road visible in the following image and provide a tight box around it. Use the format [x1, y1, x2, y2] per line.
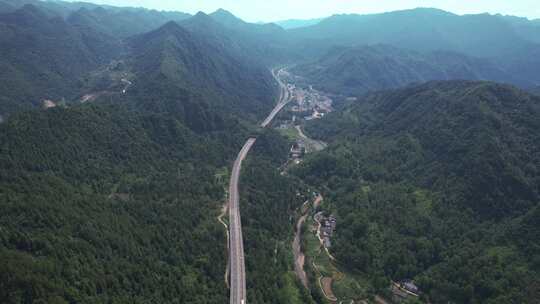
[228, 68, 291, 304]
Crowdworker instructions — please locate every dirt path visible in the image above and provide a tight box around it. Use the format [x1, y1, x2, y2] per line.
[321, 277, 338, 302]
[217, 203, 230, 288]
[375, 296, 390, 304]
[293, 212, 309, 288]
[293, 195, 324, 288]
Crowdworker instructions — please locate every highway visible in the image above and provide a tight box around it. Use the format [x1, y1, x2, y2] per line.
[229, 138, 256, 304]
[228, 67, 291, 304]
[261, 68, 290, 127]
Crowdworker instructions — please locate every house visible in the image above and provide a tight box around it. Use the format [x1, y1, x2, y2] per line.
[401, 280, 419, 294]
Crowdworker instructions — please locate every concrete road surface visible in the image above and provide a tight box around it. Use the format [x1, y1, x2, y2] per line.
[229, 138, 256, 304]
[261, 68, 291, 127]
[229, 68, 292, 304]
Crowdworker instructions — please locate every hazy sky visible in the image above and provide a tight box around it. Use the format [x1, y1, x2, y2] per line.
[67, 0, 540, 21]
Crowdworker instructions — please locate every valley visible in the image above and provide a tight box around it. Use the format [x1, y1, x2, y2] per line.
[0, 1, 539, 304]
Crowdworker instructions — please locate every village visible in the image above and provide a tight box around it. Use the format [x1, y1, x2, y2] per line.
[274, 70, 333, 166]
[280, 72, 422, 304]
[314, 212, 337, 250]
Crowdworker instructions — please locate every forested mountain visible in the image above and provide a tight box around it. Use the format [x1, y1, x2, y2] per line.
[67, 6, 191, 38]
[0, 0, 189, 20]
[290, 8, 538, 56]
[127, 18, 276, 125]
[205, 9, 292, 64]
[292, 45, 531, 96]
[0, 4, 123, 115]
[0, 4, 277, 122]
[296, 81, 540, 303]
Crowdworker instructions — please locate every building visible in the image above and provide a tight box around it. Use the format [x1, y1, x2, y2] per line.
[400, 280, 420, 294]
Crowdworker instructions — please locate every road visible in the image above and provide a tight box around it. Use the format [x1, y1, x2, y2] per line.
[295, 125, 327, 152]
[261, 68, 291, 127]
[229, 138, 256, 304]
[292, 195, 322, 289]
[293, 210, 309, 289]
[229, 67, 291, 304]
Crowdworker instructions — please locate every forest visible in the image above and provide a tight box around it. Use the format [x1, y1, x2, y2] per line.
[0, 102, 254, 303]
[240, 130, 316, 304]
[295, 81, 540, 303]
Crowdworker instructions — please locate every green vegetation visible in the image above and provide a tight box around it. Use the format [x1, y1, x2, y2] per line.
[0, 101, 259, 303]
[128, 18, 276, 123]
[295, 81, 540, 303]
[278, 126, 301, 141]
[301, 205, 370, 303]
[292, 45, 521, 96]
[237, 130, 316, 304]
[0, 4, 123, 115]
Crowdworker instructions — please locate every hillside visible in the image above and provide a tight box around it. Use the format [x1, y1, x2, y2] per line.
[296, 81, 540, 303]
[292, 45, 528, 96]
[205, 9, 292, 65]
[0, 4, 123, 116]
[0, 101, 255, 303]
[127, 19, 276, 125]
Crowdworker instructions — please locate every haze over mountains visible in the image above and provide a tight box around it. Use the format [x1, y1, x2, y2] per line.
[0, 1, 539, 303]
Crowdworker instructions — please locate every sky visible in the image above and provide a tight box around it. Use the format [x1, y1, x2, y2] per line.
[65, 0, 540, 22]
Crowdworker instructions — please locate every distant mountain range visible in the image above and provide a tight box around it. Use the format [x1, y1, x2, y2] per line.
[2, 2, 540, 121]
[274, 17, 324, 29]
[289, 8, 536, 57]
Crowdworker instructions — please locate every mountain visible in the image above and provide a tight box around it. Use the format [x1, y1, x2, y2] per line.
[127, 19, 276, 126]
[500, 15, 540, 43]
[0, 4, 123, 116]
[210, 8, 285, 36]
[205, 9, 293, 64]
[292, 45, 531, 96]
[67, 6, 191, 38]
[289, 8, 540, 59]
[0, 0, 104, 16]
[275, 17, 324, 29]
[296, 81, 540, 303]
[0, 0, 192, 37]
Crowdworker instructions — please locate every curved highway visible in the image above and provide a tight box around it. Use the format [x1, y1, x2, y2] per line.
[229, 68, 291, 304]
